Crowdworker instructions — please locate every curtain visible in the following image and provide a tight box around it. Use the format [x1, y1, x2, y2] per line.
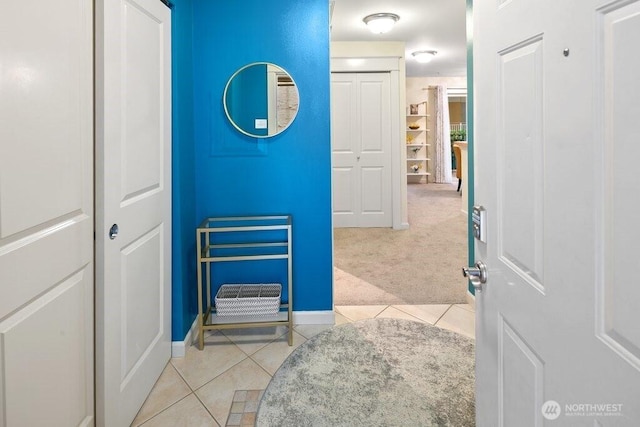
[433, 85, 452, 183]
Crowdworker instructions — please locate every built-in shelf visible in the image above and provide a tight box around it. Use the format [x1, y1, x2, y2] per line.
[406, 101, 432, 183]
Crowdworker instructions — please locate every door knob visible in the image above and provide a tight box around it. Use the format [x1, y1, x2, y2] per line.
[109, 224, 119, 240]
[462, 261, 487, 291]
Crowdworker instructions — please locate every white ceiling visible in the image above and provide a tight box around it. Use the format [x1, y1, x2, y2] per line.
[329, 0, 467, 77]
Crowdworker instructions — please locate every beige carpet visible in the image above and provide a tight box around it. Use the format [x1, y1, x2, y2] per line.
[334, 183, 468, 305]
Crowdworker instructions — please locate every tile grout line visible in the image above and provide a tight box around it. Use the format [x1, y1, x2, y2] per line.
[132, 363, 194, 426]
[220, 329, 288, 357]
[433, 304, 454, 325]
[169, 359, 196, 392]
[335, 304, 391, 322]
[135, 393, 198, 427]
[192, 390, 222, 427]
[388, 305, 434, 324]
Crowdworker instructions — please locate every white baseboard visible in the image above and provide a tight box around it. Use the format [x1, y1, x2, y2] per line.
[171, 310, 335, 357]
[293, 310, 335, 325]
[171, 317, 198, 358]
[466, 290, 475, 309]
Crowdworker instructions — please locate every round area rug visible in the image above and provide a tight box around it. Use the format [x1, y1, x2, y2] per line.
[256, 318, 475, 427]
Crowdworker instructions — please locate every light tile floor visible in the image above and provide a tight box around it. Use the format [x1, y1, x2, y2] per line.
[131, 302, 475, 426]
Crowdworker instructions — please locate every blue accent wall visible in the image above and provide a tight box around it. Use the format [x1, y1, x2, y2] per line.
[171, 0, 333, 339]
[171, 0, 198, 339]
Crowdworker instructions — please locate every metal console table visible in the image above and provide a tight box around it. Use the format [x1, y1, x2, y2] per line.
[196, 215, 293, 350]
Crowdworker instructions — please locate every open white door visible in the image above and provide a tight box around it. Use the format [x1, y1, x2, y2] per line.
[474, 0, 640, 425]
[332, 72, 393, 228]
[95, 0, 172, 425]
[0, 1, 94, 426]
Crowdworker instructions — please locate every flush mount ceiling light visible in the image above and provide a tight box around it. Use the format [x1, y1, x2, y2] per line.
[363, 13, 400, 34]
[412, 50, 438, 63]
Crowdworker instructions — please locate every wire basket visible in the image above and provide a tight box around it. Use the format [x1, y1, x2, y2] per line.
[215, 284, 282, 316]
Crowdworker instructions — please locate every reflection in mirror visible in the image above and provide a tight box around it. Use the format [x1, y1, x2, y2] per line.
[223, 63, 300, 138]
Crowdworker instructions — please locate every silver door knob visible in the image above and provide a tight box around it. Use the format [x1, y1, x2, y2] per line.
[462, 261, 487, 291]
[109, 224, 119, 240]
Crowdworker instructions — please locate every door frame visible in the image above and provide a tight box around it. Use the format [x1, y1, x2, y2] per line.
[465, 0, 476, 299]
[331, 57, 406, 230]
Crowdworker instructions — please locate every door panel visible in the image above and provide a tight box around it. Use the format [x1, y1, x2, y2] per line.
[332, 167, 355, 215]
[1, 270, 93, 427]
[122, 2, 163, 200]
[474, 0, 640, 425]
[331, 73, 392, 228]
[331, 75, 358, 224]
[498, 38, 545, 289]
[121, 227, 164, 380]
[499, 317, 544, 426]
[599, 0, 640, 369]
[95, 0, 172, 425]
[0, 0, 94, 425]
[361, 167, 384, 213]
[360, 80, 386, 153]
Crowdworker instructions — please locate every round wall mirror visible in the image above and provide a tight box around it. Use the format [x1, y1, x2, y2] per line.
[223, 62, 300, 138]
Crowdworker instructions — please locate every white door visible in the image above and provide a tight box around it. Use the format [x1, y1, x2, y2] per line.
[332, 72, 393, 228]
[95, 0, 172, 425]
[474, 0, 640, 425]
[0, 1, 94, 426]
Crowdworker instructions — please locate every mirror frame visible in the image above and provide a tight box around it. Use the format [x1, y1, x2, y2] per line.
[223, 62, 300, 138]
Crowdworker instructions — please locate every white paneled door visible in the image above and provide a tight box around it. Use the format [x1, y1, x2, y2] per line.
[0, 1, 94, 426]
[95, 0, 172, 425]
[332, 73, 393, 228]
[474, 0, 640, 425]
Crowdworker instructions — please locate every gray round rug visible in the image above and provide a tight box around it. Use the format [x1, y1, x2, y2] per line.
[256, 318, 475, 427]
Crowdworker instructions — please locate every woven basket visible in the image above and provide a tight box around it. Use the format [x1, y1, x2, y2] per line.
[215, 284, 282, 316]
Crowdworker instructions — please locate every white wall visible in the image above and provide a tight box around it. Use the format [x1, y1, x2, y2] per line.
[406, 76, 467, 105]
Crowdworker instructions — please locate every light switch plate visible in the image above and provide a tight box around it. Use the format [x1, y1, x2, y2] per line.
[255, 119, 267, 129]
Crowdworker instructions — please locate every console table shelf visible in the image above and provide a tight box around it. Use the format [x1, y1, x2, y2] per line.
[196, 215, 293, 350]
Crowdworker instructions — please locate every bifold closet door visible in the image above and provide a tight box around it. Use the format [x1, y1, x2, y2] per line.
[331, 72, 392, 228]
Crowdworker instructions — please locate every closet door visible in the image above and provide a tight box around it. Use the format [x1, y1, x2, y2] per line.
[95, 0, 172, 425]
[0, 1, 94, 425]
[331, 72, 392, 228]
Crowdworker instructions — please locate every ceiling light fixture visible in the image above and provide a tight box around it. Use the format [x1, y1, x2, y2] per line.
[412, 50, 438, 63]
[362, 13, 400, 34]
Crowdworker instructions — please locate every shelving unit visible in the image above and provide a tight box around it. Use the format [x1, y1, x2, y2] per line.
[196, 215, 293, 350]
[406, 102, 431, 183]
